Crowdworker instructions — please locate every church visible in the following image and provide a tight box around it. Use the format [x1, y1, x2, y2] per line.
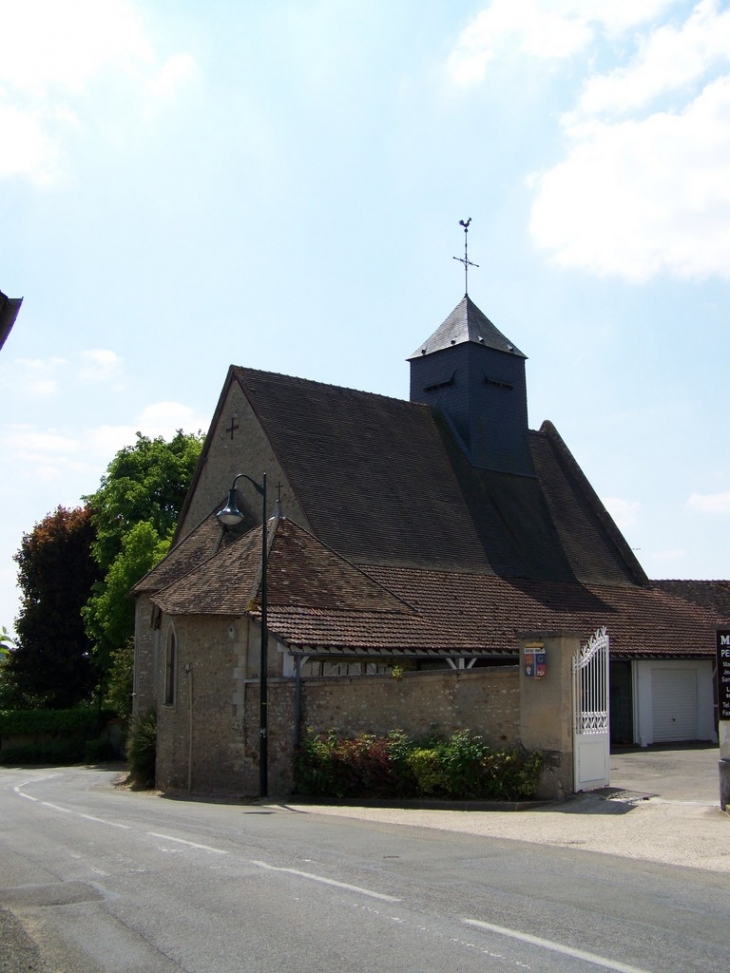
[133, 285, 723, 797]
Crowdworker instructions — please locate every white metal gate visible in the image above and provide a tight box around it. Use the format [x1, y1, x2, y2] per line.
[573, 627, 610, 792]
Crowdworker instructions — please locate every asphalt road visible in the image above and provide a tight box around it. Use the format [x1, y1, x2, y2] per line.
[1, 767, 728, 973]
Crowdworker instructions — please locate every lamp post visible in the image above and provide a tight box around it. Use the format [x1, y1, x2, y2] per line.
[216, 472, 268, 798]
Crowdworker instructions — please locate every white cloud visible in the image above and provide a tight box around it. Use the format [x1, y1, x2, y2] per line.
[446, 0, 675, 87]
[604, 496, 641, 529]
[1, 401, 207, 493]
[77, 349, 124, 382]
[135, 402, 208, 438]
[688, 490, 730, 513]
[575, 0, 730, 118]
[448, 3, 730, 282]
[530, 77, 730, 280]
[6, 351, 125, 394]
[146, 53, 198, 104]
[0, 0, 196, 186]
[528, 2, 730, 283]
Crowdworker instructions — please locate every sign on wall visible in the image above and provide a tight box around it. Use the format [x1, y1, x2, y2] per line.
[523, 641, 546, 679]
[717, 630, 730, 722]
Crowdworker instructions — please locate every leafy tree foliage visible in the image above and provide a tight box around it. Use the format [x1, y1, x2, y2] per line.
[106, 639, 135, 724]
[7, 506, 101, 709]
[83, 521, 171, 675]
[87, 431, 203, 573]
[83, 431, 203, 682]
[0, 627, 16, 709]
[0, 625, 14, 656]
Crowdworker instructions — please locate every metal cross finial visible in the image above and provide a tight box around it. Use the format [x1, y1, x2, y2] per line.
[453, 217, 479, 295]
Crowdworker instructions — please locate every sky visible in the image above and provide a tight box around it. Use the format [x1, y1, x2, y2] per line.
[2, 0, 730, 634]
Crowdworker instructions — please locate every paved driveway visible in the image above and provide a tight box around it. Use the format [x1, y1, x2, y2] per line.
[610, 743, 720, 803]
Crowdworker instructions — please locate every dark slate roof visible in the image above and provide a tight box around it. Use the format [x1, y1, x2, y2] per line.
[530, 422, 648, 587]
[231, 366, 642, 586]
[408, 294, 526, 360]
[0, 290, 22, 352]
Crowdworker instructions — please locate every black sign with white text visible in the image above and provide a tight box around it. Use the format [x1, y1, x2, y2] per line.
[718, 630, 730, 721]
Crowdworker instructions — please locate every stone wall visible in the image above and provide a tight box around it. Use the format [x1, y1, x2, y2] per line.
[132, 594, 157, 719]
[245, 666, 521, 798]
[155, 615, 247, 794]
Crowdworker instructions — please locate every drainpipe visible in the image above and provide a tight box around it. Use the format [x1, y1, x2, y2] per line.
[294, 655, 303, 749]
[185, 664, 194, 792]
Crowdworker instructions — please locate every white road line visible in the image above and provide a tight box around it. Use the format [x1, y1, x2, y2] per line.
[147, 832, 227, 854]
[462, 919, 653, 973]
[79, 813, 131, 830]
[40, 801, 72, 813]
[16, 791, 38, 802]
[251, 860, 401, 902]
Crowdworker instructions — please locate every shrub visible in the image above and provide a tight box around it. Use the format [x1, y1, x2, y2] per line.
[84, 737, 119, 764]
[126, 709, 157, 788]
[294, 729, 542, 801]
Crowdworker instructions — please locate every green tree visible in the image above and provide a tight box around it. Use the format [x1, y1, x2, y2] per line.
[83, 430, 203, 685]
[0, 626, 14, 659]
[7, 506, 101, 709]
[0, 627, 15, 709]
[106, 639, 135, 724]
[83, 521, 170, 676]
[87, 430, 203, 574]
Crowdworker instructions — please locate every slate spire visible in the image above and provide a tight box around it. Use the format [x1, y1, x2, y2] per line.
[409, 295, 533, 477]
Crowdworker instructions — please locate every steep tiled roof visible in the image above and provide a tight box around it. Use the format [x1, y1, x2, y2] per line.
[530, 422, 648, 586]
[408, 294, 526, 359]
[362, 564, 723, 659]
[652, 579, 730, 619]
[231, 367, 641, 585]
[152, 513, 416, 617]
[132, 510, 242, 595]
[148, 516, 720, 659]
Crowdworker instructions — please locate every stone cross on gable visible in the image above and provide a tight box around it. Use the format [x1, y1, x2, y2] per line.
[225, 415, 239, 440]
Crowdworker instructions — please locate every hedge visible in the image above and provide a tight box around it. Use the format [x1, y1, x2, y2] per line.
[0, 708, 101, 738]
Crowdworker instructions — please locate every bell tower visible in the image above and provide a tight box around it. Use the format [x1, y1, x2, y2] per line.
[408, 294, 533, 476]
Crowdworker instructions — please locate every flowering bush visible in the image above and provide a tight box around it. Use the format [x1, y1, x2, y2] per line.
[294, 729, 542, 801]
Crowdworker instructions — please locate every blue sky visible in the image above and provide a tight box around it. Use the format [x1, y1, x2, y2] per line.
[2, 0, 730, 634]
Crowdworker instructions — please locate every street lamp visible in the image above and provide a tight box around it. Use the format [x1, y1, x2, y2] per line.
[216, 472, 268, 798]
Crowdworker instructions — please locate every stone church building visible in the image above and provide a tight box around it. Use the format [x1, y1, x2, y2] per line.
[133, 293, 723, 797]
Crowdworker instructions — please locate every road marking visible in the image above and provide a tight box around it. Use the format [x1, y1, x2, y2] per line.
[462, 919, 653, 973]
[40, 801, 72, 813]
[147, 832, 227, 854]
[79, 813, 130, 829]
[250, 860, 401, 902]
[16, 791, 38, 802]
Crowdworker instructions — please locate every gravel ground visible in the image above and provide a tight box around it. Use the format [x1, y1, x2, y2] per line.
[0, 907, 47, 973]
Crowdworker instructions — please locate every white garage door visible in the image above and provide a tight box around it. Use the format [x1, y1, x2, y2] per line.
[651, 669, 698, 743]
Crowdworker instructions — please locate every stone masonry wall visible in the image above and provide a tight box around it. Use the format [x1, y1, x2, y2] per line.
[247, 667, 520, 798]
[133, 594, 158, 719]
[156, 615, 247, 794]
